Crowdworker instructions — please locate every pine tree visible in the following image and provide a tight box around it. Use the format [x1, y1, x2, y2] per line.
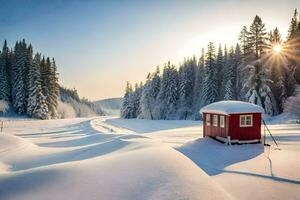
[0, 49, 9, 101]
[192, 48, 205, 118]
[132, 82, 143, 118]
[139, 73, 153, 119]
[248, 15, 267, 59]
[27, 54, 49, 119]
[11, 41, 27, 114]
[224, 79, 234, 100]
[121, 82, 134, 118]
[234, 44, 244, 100]
[224, 47, 236, 100]
[220, 45, 229, 99]
[139, 67, 161, 119]
[0, 39, 61, 119]
[0, 41, 11, 102]
[244, 64, 262, 106]
[286, 9, 300, 83]
[201, 42, 217, 107]
[24, 44, 33, 109]
[239, 26, 251, 62]
[244, 62, 278, 115]
[156, 62, 179, 119]
[288, 9, 299, 39]
[48, 58, 59, 118]
[40, 57, 59, 118]
[40, 57, 46, 95]
[267, 28, 285, 112]
[178, 57, 197, 119]
[216, 44, 224, 100]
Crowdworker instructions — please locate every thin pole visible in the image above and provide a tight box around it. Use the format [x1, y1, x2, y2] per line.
[264, 122, 266, 146]
[262, 120, 278, 147]
[1, 121, 3, 133]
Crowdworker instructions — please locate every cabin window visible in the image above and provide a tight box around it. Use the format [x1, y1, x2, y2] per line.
[220, 116, 225, 128]
[206, 114, 211, 126]
[213, 115, 218, 127]
[240, 115, 253, 127]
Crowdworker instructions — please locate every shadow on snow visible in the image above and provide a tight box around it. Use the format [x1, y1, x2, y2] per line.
[177, 138, 300, 185]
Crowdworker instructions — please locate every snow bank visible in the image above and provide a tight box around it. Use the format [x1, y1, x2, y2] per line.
[200, 100, 264, 115]
[1, 117, 299, 200]
[104, 118, 200, 133]
[0, 117, 230, 200]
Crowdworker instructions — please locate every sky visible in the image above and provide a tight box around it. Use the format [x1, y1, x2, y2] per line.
[0, 0, 299, 100]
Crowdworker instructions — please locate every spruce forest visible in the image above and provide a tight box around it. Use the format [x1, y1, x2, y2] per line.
[0, 40, 103, 119]
[0, 40, 59, 119]
[121, 10, 300, 120]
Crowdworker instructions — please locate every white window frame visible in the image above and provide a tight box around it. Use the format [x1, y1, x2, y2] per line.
[220, 115, 225, 128]
[213, 115, 218, 127]
[240, 115, 253, 127]
[206, 114, 211, 126]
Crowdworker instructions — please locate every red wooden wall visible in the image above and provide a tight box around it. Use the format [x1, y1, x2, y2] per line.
[228, 113, 261, 140]
[203, 113, 228, 138]
[203, 112, 261, 141]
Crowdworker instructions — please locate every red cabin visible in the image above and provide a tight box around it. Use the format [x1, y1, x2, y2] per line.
[200, 101, 264, 144]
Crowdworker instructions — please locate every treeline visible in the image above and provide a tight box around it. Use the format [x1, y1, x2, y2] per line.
[0, 39, 59, 119]
[59, 86, 104, 118]
[0, 40, 104, 119]
[121, 10, 300, 120]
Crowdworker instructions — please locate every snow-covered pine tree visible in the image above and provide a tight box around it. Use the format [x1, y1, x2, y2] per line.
[216, 44, 224, 100]
[48, 58, 59, 118]
[40, 57, 48, 98]
[284, 91, 300, 121]
[0, 51, 10, 101]
[244, 64, 262, 106]
[178, 57, 197, 119]
[224, 79, 234, 100]
[243, 62, 278, 115]
[156, 62, 179, 119]
[234, 44, 244, 100]
[24, 44, 33, 109]
[121, 82, 134, 118]
[139, 73, 153, 119]
[40, 57, 59, 118]
[224, 47, 236, 100]
[220, 45, 229, 99]
[200, 42, 217, 107]
[192, 48, 205, 119]
[139, 67, 161, 119]
[0, 41, 11, 102]
[132, 82, 143, 118]
[27, 54, 49, 119]
[11, 40, 27, 114]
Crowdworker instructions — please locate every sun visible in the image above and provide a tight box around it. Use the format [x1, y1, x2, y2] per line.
[272, 44, 282, 54]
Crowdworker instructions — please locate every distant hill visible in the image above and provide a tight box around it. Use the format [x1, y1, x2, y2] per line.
[94, 98, 123, 116]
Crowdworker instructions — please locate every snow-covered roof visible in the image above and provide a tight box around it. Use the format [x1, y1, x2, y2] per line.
[199, 101, 264, 115]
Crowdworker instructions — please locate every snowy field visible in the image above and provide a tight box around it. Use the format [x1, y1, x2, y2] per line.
[0, 116, 299, 200]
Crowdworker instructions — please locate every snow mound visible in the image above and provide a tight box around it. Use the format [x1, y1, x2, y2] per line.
[200, 100, 264, 115]
[104, 118, 199, 133]
[0, 117, 232, 200]
[0, 134, 36, 153]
